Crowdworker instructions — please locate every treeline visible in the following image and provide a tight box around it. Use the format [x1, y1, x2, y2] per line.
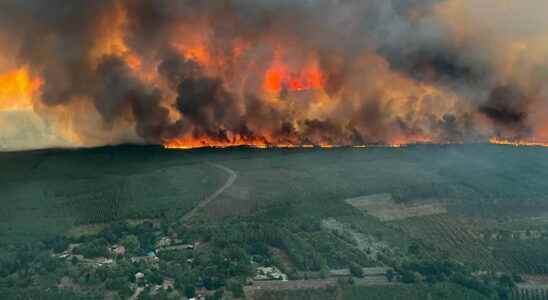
[395, 252, 520, 299]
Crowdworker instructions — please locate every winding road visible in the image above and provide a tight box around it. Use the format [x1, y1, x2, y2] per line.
[182, 162, 237, 222]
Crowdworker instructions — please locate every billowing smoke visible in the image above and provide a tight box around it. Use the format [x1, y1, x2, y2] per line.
[0, 0, 547, 149]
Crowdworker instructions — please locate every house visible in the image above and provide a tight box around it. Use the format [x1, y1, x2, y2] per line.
[110, 244, 126, 256]
[135, 272, 145, 281]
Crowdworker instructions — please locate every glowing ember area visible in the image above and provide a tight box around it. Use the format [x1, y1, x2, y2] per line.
[0, 67, 42, 110]
[489, 138, 548, 147]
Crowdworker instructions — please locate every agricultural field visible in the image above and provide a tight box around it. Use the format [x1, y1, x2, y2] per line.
[345, 193, 447, 221]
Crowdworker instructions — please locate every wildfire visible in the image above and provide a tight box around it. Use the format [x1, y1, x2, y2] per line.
[263, 66, 324, 92]
[0, 67, 42, 110]
[172, 43, 213, 68]
[90, 2, 142, 71]
[163, 132, 406, 150]
[164, 134, 270, 150]
[164, 134, 344, 149]
[3, 1, 548, 152]
[165, 142, 354, 150]
[163, 141, 428, 150]
[489, 137, 548, 147]
[165, 137, 548, 150]
[262, 54, 325, 93]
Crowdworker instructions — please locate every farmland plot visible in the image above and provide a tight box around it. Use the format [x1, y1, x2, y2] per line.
[345, 193, 447, 221]
[391, 215, 501, 270]
[392, 214, 548, 274]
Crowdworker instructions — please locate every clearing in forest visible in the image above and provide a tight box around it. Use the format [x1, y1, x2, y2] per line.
[345, 193, 447, 221]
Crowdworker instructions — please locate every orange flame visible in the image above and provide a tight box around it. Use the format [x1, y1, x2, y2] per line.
[164, 141, 358, 150]
[165, 136, 269, 149]
[164, 133, 406, 150]
[0, 67, 42, 110]
[164, 141, 417, 150]
[489, 137, 548, 147]
[263, 55, 325, 93]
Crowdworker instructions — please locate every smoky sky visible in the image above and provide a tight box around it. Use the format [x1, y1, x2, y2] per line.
[0, 0, 547, 147]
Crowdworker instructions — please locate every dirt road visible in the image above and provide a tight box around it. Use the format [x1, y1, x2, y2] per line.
[182, 162, 237, 222]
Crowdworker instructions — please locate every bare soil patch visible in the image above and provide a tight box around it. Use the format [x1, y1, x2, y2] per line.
[345, 193, 447, 221]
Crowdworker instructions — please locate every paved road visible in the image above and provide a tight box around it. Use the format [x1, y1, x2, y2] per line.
[182, 162, 237, 222]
